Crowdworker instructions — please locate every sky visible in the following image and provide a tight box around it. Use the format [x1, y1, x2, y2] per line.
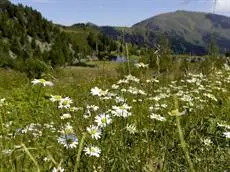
[10, 0, 230, 27]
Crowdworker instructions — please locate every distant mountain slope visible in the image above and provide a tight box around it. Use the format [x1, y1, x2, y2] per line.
[101, 11, 230, 55]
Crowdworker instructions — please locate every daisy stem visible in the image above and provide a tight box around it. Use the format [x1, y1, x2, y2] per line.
[176, 115, 195, 172]
[36, 85, 42, 105]
[174, 97, 195, 172]
[74, 133, 86, 172]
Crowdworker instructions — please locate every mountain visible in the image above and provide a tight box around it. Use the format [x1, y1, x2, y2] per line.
[101, 11, 230, 55]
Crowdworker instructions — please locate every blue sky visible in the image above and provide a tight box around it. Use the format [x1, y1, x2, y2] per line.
[10, 0, 230, 26]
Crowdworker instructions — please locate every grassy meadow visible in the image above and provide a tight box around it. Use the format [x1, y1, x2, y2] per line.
[1, 59, 230, 172]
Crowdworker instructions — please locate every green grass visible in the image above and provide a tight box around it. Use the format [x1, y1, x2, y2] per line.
[1, 60, 230, 171]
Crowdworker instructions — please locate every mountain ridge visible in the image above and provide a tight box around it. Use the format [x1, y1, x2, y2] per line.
[98, 10, 230, 55]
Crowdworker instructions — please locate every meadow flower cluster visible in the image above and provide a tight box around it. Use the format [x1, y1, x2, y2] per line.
[1, 64, 230, 171]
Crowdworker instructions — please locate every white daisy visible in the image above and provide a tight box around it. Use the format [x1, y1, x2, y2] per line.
[0, 98, 6, 106]
[150, 113, 166, 121]
[90, 87, 108, 97]
[111, 104, 132, 118]
[52, 166, 64, 172]
[31, 79, 53, 87]
[223, 132, 230, 138]
[111, 84, 119, 89]
[58, 97, 72, 109]
[87, 125, 102, 140]
[57, 133, 78, 149]
[60, 113, 72, 120]
[134, 62, 149, 68]
[84, 145, 101, 157]
[95, 114, 112, 127]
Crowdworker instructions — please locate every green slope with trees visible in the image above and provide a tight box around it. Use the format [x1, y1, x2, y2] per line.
[0, 1, 118, 77]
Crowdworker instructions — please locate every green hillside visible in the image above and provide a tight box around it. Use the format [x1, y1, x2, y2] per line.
[0, 1, 118, 77]
[63, 23, 119, 59]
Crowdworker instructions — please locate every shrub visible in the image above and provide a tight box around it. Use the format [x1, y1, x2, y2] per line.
[19, 58, 51, 78]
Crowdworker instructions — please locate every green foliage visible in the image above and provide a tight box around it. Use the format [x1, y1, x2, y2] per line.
[24, 58, 51, 78]
[139, 34, 172, 73]
[12, 58, 51, 78]
[208, 36, 219, 58]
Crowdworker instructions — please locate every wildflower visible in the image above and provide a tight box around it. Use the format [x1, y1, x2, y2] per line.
[126, 124, 137, 134]
[146, 78, 159, 83]
[31, 79, 53, 87]
[150, 113, 166, 121]
[224, 63, 230, 71]
[128, 87, 138, 95]
[149, 106, 154, 111]
[50, 95, 62, 102]
[134, 62, 149, 68]
[20, 123, 42, 138]
[57, 133, 78, 149]
[60, 123, 74, 135]
[161, 104, 168, 108]
[95, 114, 112, 127]
[203, 93, 217, 102]
[43, 157, 50, 162]
[84, 145, 101, 157]
[111, 104, 132, 118]
[223, 132, 230, 139]
[4, 121, 12, 128]
[125, 75, 140, 83]
[2, 149, 12, 155]
[202, 138, 212, 146]
[186, 78, 197, 84]
[121, 88, 127, 92]
[87, 125, 102, 140]
[60, 113, 72, 120]
[138, 89, 147, 95]
[117, 79, 129, 84]
[180, 94, 193, 102]
[112, 84, 119, 89]
[58, 97, 72, 109]
[90, 87, 108, 97]
[87, 105, 99, 111]
[52, 166, 64, 172]
[115, 96, 125, 103]
[0, 98, 6, 107]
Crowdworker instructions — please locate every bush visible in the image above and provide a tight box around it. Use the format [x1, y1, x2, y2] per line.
[14, 58, 51, 78]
